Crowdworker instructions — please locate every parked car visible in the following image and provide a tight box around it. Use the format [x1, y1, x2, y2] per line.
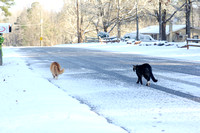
[98, 31, 109, 38]
[126, 39, 135, 44]
[122, 33, 156, 42]
[122, 33, 167, 45]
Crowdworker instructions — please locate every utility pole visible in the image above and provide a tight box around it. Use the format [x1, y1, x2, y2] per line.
[40, 8, 43, 46]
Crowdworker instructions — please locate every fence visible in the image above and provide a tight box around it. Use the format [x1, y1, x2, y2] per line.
[186, 38, 200, 49]
[85, 36, 120, 43]
[85, 37, 99, 43]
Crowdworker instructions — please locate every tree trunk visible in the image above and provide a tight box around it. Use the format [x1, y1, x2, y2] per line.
[103, 21, 108, 32]
[162, 9, 167, 41]
[117, 21, 121, 38]
[186, 0, 191, 38]
[117, 0, 121, 39]
[136, 0, 139, 41]
[159, 1, 162, 41]
[162, 22, 167, 40]
[76, 0, 81, 43]
[80, 5, 84, 43]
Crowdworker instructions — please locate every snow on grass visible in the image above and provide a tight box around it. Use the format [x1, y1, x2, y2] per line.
[57, 42, 200, 63]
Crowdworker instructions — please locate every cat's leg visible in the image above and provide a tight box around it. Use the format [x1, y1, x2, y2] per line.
[136, 79, 139, 84]
[136, 74, 140, 84]
[53, 74, 58, 79]
[144, 75, 150, 86]
[136, 74, 143, 85]
[146, 81, 150, 86]
[139, 76, 143, 85]
[136, 77, 142, 84]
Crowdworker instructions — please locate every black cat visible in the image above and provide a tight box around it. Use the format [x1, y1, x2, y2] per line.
[133, 63, 158, 86]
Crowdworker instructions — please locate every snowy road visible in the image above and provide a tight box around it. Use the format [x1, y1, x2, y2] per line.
[18, 47, 200, 133]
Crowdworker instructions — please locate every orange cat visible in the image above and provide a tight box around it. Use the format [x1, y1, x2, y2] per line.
[50, 62, 64, 79]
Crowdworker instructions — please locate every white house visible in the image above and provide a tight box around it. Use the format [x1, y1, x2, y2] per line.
[134, 25, 200, 42]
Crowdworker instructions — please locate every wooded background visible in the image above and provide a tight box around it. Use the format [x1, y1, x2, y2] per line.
[1, 0, 200, 46]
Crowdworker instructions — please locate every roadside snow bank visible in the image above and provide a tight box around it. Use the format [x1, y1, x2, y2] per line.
[0, 47, 126, 133]
[57, 42, 200, 63]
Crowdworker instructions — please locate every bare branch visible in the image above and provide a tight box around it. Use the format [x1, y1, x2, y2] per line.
[166, 1, 186, 22]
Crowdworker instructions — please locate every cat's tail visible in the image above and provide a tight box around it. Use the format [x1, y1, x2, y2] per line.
[59, 68, 65, 74]
[150, 72, 158, 82]
[55, 62, 64, 74]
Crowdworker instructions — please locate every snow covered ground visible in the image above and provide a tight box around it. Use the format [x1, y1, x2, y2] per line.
[57, 42, 200, 63]
[0, 48, 126, 133]
[1, 42, 200, 133]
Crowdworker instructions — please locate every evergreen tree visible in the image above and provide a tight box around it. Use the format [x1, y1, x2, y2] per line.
[0, 0, 14, 16]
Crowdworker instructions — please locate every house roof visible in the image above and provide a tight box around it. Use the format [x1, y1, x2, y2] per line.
[135, 25, 186, 35]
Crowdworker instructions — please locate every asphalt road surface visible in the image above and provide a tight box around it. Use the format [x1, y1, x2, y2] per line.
[18, 47, 200, 133]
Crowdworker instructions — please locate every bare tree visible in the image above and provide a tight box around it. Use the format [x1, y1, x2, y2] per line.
[147, 0, 187, 40]
[8, 0, 200, 46]
[185, 0, 191, 38]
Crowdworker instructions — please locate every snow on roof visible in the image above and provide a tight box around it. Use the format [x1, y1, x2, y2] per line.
[133, 25, 186, 35]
